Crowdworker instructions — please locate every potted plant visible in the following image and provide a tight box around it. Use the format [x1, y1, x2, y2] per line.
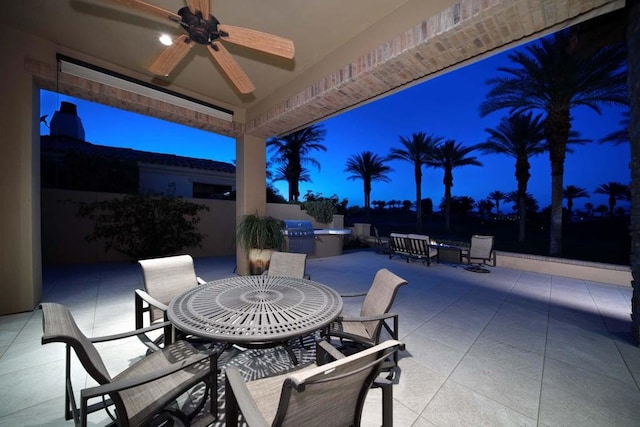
[236, 214, 284, 274]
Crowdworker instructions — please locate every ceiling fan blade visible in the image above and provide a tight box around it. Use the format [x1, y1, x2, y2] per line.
[185, 0, 197, 15]
[217, 24, 295, 59]
[185, 0, 210, 18]
[207, 43, 255, 94]
[149, 34, 193, 76]
[106, 0, 181, 22]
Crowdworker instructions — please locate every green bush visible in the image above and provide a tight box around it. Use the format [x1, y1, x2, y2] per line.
[77, 192, 209, 260]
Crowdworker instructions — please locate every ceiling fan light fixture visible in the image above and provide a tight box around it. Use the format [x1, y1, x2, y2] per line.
[159, 34, 173, 46]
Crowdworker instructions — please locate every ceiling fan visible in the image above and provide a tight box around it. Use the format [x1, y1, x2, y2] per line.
[107, 0, 295, 94]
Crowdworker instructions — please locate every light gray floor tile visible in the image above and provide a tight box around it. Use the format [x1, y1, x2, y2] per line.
[421, 381, 536, 427]
[401, 333, 466, 376]
[394, 357, 448, 414]
[480, 319, 547, 355]
[450, 353, 541, 419]
[539, 382, 638, 427]
[466, 334, 544, 380]
[542, 356, 640, 420]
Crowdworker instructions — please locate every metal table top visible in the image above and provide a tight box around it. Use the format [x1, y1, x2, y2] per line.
[168, 275, 343, 345]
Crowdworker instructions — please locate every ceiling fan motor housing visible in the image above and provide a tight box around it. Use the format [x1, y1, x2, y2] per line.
[178, 6, 220, 45]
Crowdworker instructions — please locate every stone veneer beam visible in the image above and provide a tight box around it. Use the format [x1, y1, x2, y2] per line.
[246, 0, 624, 138]
[25, 58, 245, 138]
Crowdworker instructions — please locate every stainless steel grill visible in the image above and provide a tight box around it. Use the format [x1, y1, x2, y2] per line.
[283, 220, 315, 255]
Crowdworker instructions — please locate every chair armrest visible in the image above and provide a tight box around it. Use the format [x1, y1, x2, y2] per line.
[225, 366, 269, 427]
[81, 349, 216, 399]
[89, 321, 170, 344]
[316, 339, 346, 365]
[338, 312, 398, 323]
[135, 289, 168, 312]
[339, 291, 368, 298]
[197, 276, 207, 285]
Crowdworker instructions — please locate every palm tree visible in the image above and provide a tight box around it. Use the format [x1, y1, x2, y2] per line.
[388, 132, 442, 232]
[594, 181, 629, 216]
[344, 151, 392, 210]
[267, 125, 327, 202]
[487, 190, 507, 216]
[505, 191, 540, 216]
[476, 199, 493, 220]
[584, 202, 594, 216]
[563, 185, 589, 218]
[426, 139, 482, 231]
[476, 112, 547, 242]
[479, 29, 627, 256]
[599, 110, 630, 145]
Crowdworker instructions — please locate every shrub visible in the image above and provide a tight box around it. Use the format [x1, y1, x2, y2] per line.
[77, 192, 209, 260]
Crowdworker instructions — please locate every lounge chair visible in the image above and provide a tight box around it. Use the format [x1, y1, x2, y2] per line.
[136, 254, 207, 349]
[41, 302, 217, 427]
[225, 339, 404, 427]
[326, 268, 408, 370]
[262, 251, 310, 279]
[461, 234, 496, 272]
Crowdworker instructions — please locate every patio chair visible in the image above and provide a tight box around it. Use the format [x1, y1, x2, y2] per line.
[262, 251, 310, 279]
[406, 233, 439, 265]
[326, 268, 408, 370]
[388, 233, 410, 260]
[136, 254, 207, 349]
[225, 339, 405, 427]
[40, 302, 217, 427]
[373, 226, 390, 254]
[461, 234, 496, 272]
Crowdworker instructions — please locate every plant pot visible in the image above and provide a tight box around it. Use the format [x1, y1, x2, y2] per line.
[248, 248, 274, 275]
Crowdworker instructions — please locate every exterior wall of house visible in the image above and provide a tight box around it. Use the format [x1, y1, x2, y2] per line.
[138, 162, 235, 198]
[0, 27, 44, 315]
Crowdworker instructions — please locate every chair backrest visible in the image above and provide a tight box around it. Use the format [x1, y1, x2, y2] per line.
[407, 234, 437, 257]
[41, 303, 112, 385]
[360, 269, 408, 341]
[389, 233, 409, 253]
[267, 252, 307, 278]
[273, 340, 404, 426]
[469, 235, 495, 260]
[139, 255, 199, 322]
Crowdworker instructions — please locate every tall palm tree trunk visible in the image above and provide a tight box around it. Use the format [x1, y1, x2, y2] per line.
[628, 0, 640, 345]
[544, 110, 570, 256]
[444, 169, 453, 232]
[415, 166, 423, 233]
[515, 158, 530, 243]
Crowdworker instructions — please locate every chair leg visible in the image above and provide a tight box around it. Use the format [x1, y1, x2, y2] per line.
[225, 377, 239, 427]
[381, 381, 393, 427]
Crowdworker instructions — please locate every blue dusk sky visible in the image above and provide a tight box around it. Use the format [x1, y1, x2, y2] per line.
[40, 42, 630, 214]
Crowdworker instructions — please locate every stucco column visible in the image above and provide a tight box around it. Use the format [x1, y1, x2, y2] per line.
[235, 134, 267, 275]
[0, 33, 42, 314]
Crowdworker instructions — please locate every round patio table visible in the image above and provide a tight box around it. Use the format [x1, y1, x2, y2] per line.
[168, 275, 343, 349]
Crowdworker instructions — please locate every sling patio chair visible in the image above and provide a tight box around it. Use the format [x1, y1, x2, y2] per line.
[225, 339, 405, 427]
[136, 254, 207, 349]
[325, 268, 408, 371]
[373, 227, 390, 255]
[41, 302, 218, 427]
[262, 251, 310, 279]
[461, 234, 496, 273]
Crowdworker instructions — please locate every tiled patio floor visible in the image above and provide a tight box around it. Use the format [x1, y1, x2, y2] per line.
[1, 250, 639, 426]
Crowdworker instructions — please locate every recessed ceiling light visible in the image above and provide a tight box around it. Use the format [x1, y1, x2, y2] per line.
[159, 34, 173, 46]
